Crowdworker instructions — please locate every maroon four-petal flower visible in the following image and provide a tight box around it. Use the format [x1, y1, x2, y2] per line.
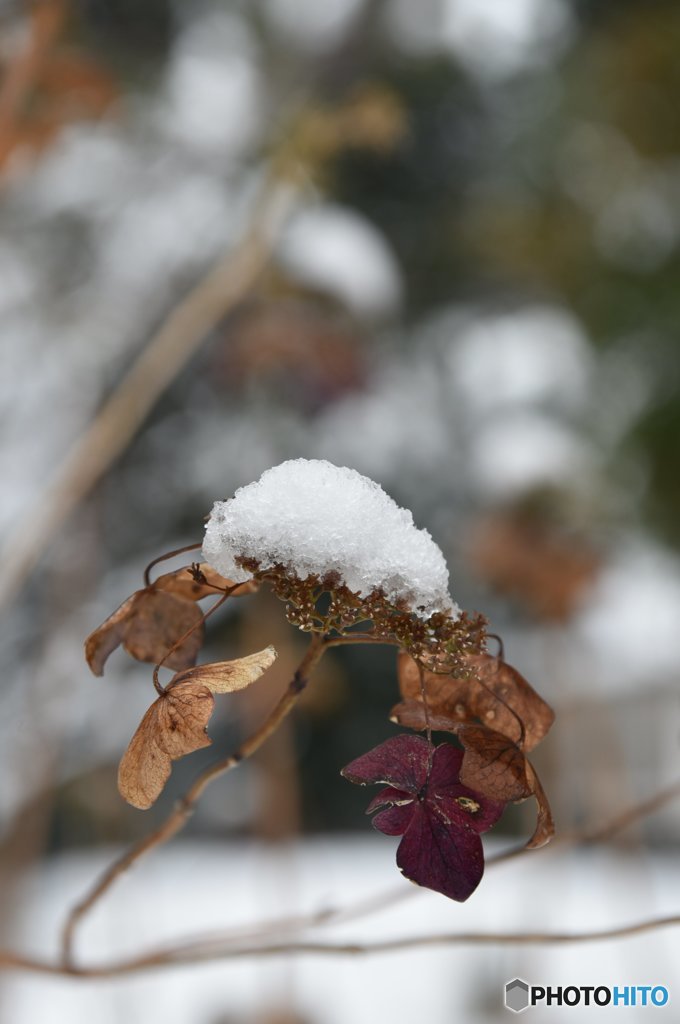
[342, 734, 505, 901]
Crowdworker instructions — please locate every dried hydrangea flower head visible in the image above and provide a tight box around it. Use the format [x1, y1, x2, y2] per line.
[82, 458, 553, 906]
[203, 459, 486, 666]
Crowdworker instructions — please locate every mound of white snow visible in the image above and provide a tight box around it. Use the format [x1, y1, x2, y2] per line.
[202, 459, 455, 618]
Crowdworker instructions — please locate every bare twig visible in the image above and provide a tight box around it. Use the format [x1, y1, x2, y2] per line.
[143, 543, 203, 588]
[60, 632, 326, 965]
[3, 915, 680, 978]
[572, 779, 680, 846]
[224, 771, 680, 943]
[0, 176, 297, 610]
[0, 735, 676, 978]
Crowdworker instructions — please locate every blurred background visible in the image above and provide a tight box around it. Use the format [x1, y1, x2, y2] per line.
[0, 0, 679, 1020]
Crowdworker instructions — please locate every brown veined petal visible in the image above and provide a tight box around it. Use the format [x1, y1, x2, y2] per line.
[458, 725, 533, 803]
[85, 592, 138, 676]
[458, 725, 554, 848]
[389, 699, 467, 733]
[525, 763, 555, 849]
[85, 590, 204, 676]
[169, 646, 278, 694]
[84, 565, 257, 677]
[122, 590, 204, 671]
[397, 651, 554, 751]
[464, 654, 555, 751]
[117, 681, 215, 810]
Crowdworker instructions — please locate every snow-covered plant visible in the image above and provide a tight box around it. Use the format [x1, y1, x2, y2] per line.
[86, 459, 554, 904]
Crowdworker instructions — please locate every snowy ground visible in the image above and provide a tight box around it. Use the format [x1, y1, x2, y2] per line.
[2, 836, 677, 1023]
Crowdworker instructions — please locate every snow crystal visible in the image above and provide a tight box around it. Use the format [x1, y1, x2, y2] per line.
[202, 459, 456, 618]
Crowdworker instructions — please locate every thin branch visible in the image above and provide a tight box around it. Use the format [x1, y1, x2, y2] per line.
[3, 915, 680, 977]
[153, 586, 237, 694]
[573, 778, 680, 846]
[143, 543, 203, 588]
[0, 751, 677, 978]
[238, 772, 680, 941]
[0, 175, 297, 611]
[60, 632, 327, 965]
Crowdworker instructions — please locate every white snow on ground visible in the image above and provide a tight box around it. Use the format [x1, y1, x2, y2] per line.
[203, 459, 455, 617]
[3, 838, 677, 1023]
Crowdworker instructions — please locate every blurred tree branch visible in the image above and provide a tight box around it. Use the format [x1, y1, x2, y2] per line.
[0, 83, 405, 610]
[0, 770, 677, 977]
[0, 173, 296, 610]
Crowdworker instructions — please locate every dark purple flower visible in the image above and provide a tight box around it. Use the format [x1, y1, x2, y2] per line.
[342, 734, 505, 901]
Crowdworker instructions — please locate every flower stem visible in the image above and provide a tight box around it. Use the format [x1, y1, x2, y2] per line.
[60, 632, 327, 966]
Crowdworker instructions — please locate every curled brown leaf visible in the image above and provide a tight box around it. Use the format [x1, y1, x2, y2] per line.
[395, 651, 554, 751]
[168, 646, 278, 694]
[118, 682, 214, 810]
[117, 646, 278, 809]
[457, 725, 554, 848]
[457, 725, 531, 802]
[85, 564, 255, 676]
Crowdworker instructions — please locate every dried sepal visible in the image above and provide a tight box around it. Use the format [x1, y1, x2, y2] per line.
[86, 591, 203, 676]
[118, 682, 214, 810]
[392, 650, 555, 849]
[523, 765, 554, 849]
[118, 646, 278, 809]
[84, 593, 138, 677]
[342, 735, 505, 902]
[168, 646, 278, 694]
[457, 725, 555, 848]
[85, 563, 253, 676]
[457, 725, 531, 802]
[395, 651, 554, 751]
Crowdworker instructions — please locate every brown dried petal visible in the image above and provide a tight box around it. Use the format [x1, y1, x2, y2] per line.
[525, 765, 555, 849]
[397, 651, 554, 751]
[85, 593, 138, 676]
[458, 725, 533, 802]
[117, 682, 214, 810]
[122, 591, 204, 671]
[458, 725, 555, 848]
[389, 699, 467, 734]
[85, 590, 203, 675]
[465, 654, 554, 751]
[169, 646, 278, 694]
[85, 564, 258, 677]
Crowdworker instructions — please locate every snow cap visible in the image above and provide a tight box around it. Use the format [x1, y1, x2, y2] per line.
[202, 459, 456, 619]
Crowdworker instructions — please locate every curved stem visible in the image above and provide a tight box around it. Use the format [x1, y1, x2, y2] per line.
[152, 587, 235, 694]
[143, 542, 202, 588]
[60, 632, 327, 966]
